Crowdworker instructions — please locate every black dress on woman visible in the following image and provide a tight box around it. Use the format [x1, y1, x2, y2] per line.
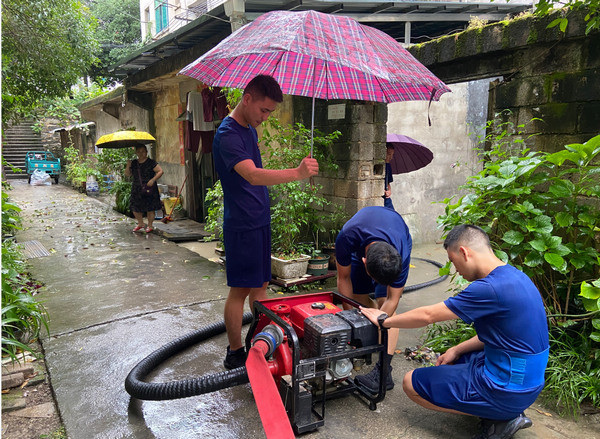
[130, 158, 162, 214]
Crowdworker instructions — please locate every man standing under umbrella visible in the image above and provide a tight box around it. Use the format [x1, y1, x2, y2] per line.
[335, 205, 412, 393]
[213, 75, 319, 369]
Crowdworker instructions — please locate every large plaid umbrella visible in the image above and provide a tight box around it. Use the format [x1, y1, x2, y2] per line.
[179, 9, 450, 151]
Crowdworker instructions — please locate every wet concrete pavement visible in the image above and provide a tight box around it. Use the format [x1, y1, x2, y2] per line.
[9, 180, 600, 439]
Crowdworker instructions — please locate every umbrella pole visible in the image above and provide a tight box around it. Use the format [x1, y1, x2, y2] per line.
[310, 95, 315, 158]
[310, 65, 317, 158]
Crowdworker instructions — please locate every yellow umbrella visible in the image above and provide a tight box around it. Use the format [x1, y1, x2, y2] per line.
[95, 130, 156, 149]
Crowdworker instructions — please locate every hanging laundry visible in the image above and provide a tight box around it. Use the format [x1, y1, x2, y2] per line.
[202, 87, 229, 122]
[184, 120, 201, 153]
[187, 91, 213, 131]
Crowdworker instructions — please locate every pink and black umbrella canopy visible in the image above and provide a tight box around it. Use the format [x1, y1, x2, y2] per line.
[179, 10, 450, 103]
[386, 133, 434, 174]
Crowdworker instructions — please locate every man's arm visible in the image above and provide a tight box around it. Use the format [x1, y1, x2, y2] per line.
[378, 286, 403, 316]
[360, 301, 458, 329]
[234, 157, 318, 186]
[436, 335, 483, 365]
[336, 262, 353, 299]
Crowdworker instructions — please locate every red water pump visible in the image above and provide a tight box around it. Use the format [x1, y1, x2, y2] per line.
[245, 291, 389, 435]
[125, 291, 389, 437]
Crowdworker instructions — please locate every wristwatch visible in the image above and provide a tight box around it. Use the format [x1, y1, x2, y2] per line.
[377, 312, 389, 329]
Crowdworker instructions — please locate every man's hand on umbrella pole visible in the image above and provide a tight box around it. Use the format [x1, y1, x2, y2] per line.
[298, 156, 319, 180]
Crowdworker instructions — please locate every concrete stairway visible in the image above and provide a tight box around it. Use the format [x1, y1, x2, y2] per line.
[2, 121, 43, 179]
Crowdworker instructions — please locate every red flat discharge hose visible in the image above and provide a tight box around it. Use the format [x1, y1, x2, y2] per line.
[246, 341, 295, 439]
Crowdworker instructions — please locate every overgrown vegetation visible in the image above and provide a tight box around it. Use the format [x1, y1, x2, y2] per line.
[87, 0, 144, 86]
[1, 167, 49, 362]
[31, 80, 108, 133]
[1, 0, 99, 125]
[262, 118, 341, 258]
[535, 0, 600, 34]
[430, 112, 600, 416]
[203, 180, 224, 244]
[62, 143, 135, 214]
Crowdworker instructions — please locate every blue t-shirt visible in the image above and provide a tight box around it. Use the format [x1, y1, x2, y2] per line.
[335, 206, 412, 287]
[213, 116, 270, 232]
[445, 264, 549, 354]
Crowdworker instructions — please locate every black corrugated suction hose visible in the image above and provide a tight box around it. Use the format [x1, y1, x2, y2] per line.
[125, 257, 447, 401]
[125, 312, 254, 401]
[403, 257, 448, 293]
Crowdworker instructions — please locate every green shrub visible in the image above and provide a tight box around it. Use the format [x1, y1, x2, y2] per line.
[63, 145, 102, 186]
[203, 180, 224, 244]
[432, 113, 600, 416]
[262, 118, 340, 258]
[423, 320, 477, 354]
[110, 180, 132, 216]
[437, 117, 600, 320]
[1, 180, 49, 362]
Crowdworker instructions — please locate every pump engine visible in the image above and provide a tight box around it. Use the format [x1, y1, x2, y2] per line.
[246, 292, 389, 434]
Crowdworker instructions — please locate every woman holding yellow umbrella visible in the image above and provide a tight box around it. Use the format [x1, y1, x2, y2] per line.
[96, 130, 164, 233]
[125, 145, 163, 233]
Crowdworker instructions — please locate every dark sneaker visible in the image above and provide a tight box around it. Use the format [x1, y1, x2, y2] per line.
[223, 346, 246, 370]
[471, 413, 533, 439]
[354, 361, 394, 393]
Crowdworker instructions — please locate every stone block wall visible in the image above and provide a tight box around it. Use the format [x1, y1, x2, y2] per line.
[494, 30, 600, 152]
[410, 9, 600, 153]
[293, 96, 389, 218]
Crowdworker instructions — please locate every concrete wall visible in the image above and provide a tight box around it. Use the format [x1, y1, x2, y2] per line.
[409, 9, 600, 152]
[80, 100, 150, 153]
[386, 80, 489, 244]
[154, 83, 191, 207]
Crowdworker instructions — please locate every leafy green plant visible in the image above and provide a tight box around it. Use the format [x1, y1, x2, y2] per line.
[262, 118, 341, 258]
[423, 320, 476, 354]
[110, 180, 132, 216]
[94, 147, 135, 179]
[1, 183, 49, 362]
[203, 180, 224, 244]
[580, 279, 600, 342]
[63, 145, 103, 186]
[543, 324, 600, 416]
[2, 166, 22, 238]
[438, 117, 600, 321]
[534, 0, 600, 35]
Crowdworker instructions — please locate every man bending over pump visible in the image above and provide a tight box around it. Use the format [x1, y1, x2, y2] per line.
[335, 205, 412, 393]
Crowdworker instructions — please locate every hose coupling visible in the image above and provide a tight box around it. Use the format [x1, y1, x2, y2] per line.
[252, 324, 284, 357]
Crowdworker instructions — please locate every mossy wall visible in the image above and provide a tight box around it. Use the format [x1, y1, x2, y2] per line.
[409, 9, 600, 152]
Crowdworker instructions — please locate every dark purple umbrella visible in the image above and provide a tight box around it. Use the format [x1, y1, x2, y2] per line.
[386, 133, 433, 175]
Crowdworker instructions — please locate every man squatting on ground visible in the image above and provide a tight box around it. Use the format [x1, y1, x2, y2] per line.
[360, 225, 549, 439]
[212, 75, 319, 370]
[335, 205, 413, 393]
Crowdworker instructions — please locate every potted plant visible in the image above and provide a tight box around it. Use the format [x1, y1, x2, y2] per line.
[262, 118, 341, 279]
[310, 205, 348, 271]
